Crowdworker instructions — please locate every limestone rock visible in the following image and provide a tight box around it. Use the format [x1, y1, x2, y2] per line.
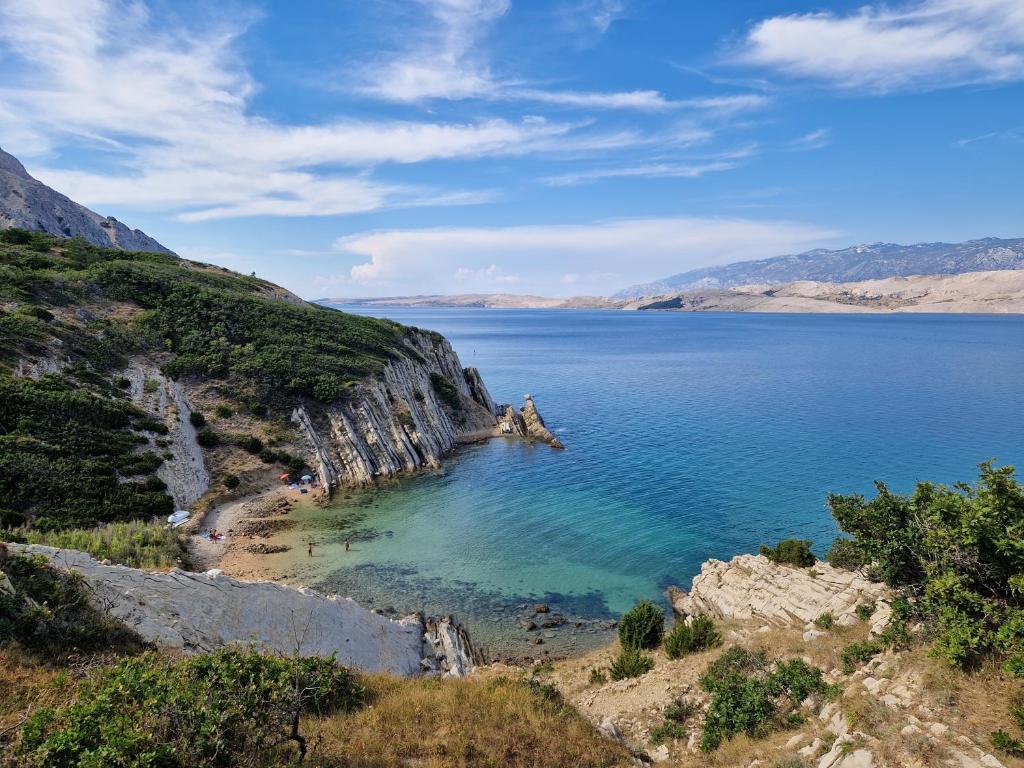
[668, 554, 890, 628]
[291, 331, 500, 487]
[10, 543, 478, 677]
[498, 395, 564, 449]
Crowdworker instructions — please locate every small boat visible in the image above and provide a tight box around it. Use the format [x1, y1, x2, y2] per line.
[167, 510, 190, 524]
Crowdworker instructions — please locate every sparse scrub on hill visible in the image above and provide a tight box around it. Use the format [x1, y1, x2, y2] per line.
[664, 615, 722, 658]
[826, 536, 868, 570]
[699, 647, 835, 752]
[828, 461, 1024, 670]
[759, 539, 817, 567]
[1, 520, 187, 569]
[16, 646, 363, 768]
[429, 372, 462, 411]
[609, 647, 655, 680]
[618, 600, 665, 650]
[814, 612, 835, 630]
[0, 549, 143, 659]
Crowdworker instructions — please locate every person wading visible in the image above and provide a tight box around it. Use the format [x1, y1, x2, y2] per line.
[308, 541, 313, 557]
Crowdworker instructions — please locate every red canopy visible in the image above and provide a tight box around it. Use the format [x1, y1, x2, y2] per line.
[279, 472, 290, 480]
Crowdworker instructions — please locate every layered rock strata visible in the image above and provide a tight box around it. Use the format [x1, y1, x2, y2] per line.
[9, 543, 478, 677]
[291, 331, 500, 487]
[498, 394, 564, 449]
[668, 554, 891, 631]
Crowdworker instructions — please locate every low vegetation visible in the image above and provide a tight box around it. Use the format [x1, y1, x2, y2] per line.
[759, 539, 817, 567]
[699, 647, 835, 752]
[609, 647, 655, 680]
[618, 600, 664, 650]
[1, 520, 187, 569]
[664, 615, 722, 659]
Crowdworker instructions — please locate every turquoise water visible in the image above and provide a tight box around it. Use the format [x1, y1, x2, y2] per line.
[314, 309, 1024, 657]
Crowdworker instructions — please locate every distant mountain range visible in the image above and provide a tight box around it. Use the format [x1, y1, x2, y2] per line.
[0, 147, 172, 253]
[319, 294, 619, 309]
[612, 239, 1024, 299]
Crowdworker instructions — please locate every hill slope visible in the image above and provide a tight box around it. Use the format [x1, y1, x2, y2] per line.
[0, 147, 172, 253]
[614, 238, 1024, 299]
[0, 229, 497, 531]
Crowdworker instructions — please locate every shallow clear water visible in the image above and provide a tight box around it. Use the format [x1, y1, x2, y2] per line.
[307, 309, 1024, 658]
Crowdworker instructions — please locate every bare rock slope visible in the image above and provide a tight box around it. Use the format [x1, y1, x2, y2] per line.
[0, 146, 172, 253]
[9, 543, 479, 677]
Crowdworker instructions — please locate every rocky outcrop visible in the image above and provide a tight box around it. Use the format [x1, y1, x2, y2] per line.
[668, 554, 891, 630]
[123, 359, 209, 507]
[9, 543, 478, 677]
[498, 394, 564, 449]
[0, 146, 173, 253]
[291, 331, 500, 487]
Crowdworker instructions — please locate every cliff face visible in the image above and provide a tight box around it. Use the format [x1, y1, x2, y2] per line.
[292, 330, 499, 487]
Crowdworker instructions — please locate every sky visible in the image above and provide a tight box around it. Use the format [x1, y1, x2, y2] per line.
[0, 0, 1022, 298]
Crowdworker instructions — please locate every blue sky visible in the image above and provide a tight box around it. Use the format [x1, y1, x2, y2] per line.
[1, 0, 1022, 298]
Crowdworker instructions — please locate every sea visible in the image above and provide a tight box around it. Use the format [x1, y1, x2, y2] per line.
[297, 309, 1024, 659]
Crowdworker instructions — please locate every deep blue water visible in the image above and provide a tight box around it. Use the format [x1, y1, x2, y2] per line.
[312, 309, 1024, 657]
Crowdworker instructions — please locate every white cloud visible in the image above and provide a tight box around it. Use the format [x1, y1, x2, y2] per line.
[541, 160, 738, 187]
[735, 0, 1024, 91]
[787, 128, 831, 151]
[322, 216, 841, 296]
[0, 0, 576, 220]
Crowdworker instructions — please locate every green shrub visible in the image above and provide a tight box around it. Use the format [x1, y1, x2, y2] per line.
[115, 376, 131, 389]
[3, 521, 187, 569]
[0, 551, 142, 657]
[829, 462, 1024, 669]
[855, 602, 876, 621]
[663, 697, 697, 723]
[664, 615, 722, 659]
[699, 648, 831, 753]
[17, 646, 363, 767]
[133, 417, 168, 435]
[222, 473, 240, 489]
[618, 600, 665, 650]
[759, 539, 816, 567]
[429, 372, 462, 411]
[814, 612, 835, 630]
[236, 434, 263, 454]
[992, 729, 1024, 756]
[608, 647, 655, 681]
[142, 378, 160, 393]
[196, 426, 219, 447]
[826, 537, 867, 570]
[215, 404, 234, 418]
[588, 668, 607, 685]
[189, 410, 206, 427]
[649, 720, 687, 745]
[840, 640, 883, 673]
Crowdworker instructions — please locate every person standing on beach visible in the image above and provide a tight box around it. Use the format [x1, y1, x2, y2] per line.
[344, 539, 350, 552]
[308, 541, 313, 557]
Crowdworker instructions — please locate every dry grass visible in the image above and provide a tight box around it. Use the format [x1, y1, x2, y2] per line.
[309, 673, 633, 768]
[0, 649, 77, 753]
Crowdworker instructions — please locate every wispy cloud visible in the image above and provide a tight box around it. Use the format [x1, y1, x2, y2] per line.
[542, 160, 738, 187]
[321, 216, 841, 296]
[0, 0, 586, 220]
[787, 128, 831, 151]
[733, 0, 1024, 92]
[953, 126, 1024, 148]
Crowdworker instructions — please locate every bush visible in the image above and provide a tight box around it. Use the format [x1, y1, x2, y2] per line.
[992, 729, 1024, 756]
[664, 615, 722, 659]
[222, 473, 240, 489]
[215, 404, 233, 418]
[840, 640, 883, 673]
[236, 434, 263, 454]
[588, 668, 607, 685]
[133, 417, 168, 435]
[759, 539, 816, 567]
[855, 602, 875, 621]
[3, 521, 187, 569]
[189, 410, 206, 427]
[17, 646, 364, 767]
[196, 426, 219, 447]
[814, 612, 835, 630]
[1, 551, 142, 658]
[608, 647, 655, 680]
[828, 462, 1024, 669]
[429, 372, 462, 411]
[618, 600, 664, 650]
[826, 537, 867, 570]
[699, 648, 831, 752]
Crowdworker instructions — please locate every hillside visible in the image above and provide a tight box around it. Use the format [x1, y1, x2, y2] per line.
[631, 269, 1024, 313]
[0, 228, 499, 532]
[614, 238, 1024, 299]
[0, 147, 172, 253]
[322, 293, 618, 309]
